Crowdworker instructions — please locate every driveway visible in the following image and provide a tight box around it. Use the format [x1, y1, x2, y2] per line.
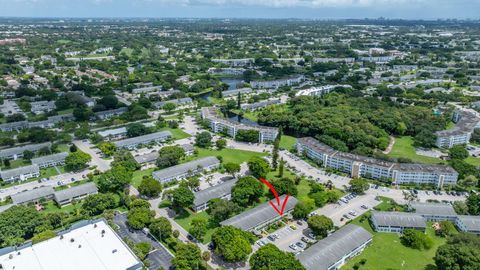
[113, 213, 174, 270]
[73, 139, 112, 172]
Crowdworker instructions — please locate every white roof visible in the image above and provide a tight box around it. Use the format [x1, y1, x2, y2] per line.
[0, 219, 141, 270]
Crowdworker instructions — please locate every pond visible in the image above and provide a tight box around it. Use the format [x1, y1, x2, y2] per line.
[226, 111, 259, 126]
[197, 78, 244, 100]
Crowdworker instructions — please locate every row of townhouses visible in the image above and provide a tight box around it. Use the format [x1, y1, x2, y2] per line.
[0, 151, 68, 182]
[371, 202, 480, 235]
[201, 107, 278, 143]
[0, 114, 75, 132]
[113, 131, 172, 150]
[296, 137, 458, 188]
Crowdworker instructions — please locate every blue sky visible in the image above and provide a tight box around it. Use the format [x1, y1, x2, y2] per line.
[0, 0, 479, 19]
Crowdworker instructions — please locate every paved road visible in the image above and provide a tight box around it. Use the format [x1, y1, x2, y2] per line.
[73, 139, 112, 172]
[113, 213, 174, 270]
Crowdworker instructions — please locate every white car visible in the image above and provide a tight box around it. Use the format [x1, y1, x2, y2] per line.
[289, 244, 298, 250]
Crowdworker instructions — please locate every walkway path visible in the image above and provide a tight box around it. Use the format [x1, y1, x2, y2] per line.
[382, 136, 396, 154]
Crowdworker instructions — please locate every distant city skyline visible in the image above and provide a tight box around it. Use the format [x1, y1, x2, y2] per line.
[0, 0, 479, 19]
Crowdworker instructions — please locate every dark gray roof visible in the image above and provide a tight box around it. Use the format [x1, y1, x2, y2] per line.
[222, 88, 252, 97]
[31, 152, 68, 165]
[0, 142, 51, 158]
[114, 131, 172, 148]
[152, 157, 220, 181]
[153, 98, 192, 109]
[54, 182, 98, 202]
[410, 202, 457, 217]
[0, 121, 29, 131]
[10, 186, 54, 204]
[456, 215, 480, 232]
[0, 164, 40, 180]
[194, 179, 237, 207]
[298, 224, 372, 270]
[371, 211, 426, 228]
[98, 127, 127, 137]
[134, 152, 159, 164]
[179, 144, 194, 153]
[436, 110, 480, 137]
[220, 195, 298, 231]
[95, 107, 128, 117]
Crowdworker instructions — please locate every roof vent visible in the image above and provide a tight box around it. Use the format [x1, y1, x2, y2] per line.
[60, 235, 64, 240]
[70, 238, 75, 243]
[78, 244, 82, 248]
[112, 249, 117, 253]
[94, 224, 97, 228]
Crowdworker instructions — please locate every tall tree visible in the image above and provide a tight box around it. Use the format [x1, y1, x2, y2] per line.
[250, 244, 305, 270]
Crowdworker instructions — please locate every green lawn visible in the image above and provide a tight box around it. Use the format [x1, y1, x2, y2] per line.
[0, 159, 31, 170]
[280, 135, 297, 151]
[120, 47, 134, 57]
[343, 216, 447, 270]
[465, 156, 480, 167]
[373, 196, 406, 212]
[131, 168, 155, 188]
[388, 136, 444, 164]
[174, 210, 217, 244]
[160, 128, 191, 140]
[193, 147, 267, 164]
[42, 200, 82, 214]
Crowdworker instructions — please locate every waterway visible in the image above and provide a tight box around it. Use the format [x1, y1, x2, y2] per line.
[197, 78, 243, 100]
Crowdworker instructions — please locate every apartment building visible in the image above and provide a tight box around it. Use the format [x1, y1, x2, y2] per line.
[295, 85, 352, 97]
[201, 107, 278, 143]
[211, 58, 254, 67]
[435, 109, 480, 148]
[296, 137, 458, 188]
[250, 75, 305, 89]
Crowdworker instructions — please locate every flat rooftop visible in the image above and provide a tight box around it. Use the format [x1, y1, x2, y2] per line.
[0, 219, 142, 270]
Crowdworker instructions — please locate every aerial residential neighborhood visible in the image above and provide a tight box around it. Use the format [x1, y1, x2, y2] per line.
[0, 2, 480, 270]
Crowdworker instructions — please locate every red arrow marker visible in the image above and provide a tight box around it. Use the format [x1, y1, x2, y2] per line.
[259, 178, 290, 216]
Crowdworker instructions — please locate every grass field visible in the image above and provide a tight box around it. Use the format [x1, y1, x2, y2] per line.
[388, 136, 444, 164]
[0, 159, 31, 170]
[131, 168, 155, 188]
[343, 215, 447, 270]
[174, 210, 216, 244]
[193, 147, 267, 164]
[160, 127, 191, 140]
[465, 156, 480, 166]
[280, 135, 297, 151]
[120, 47, 134, 57]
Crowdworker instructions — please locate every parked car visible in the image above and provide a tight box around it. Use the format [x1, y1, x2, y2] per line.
[289, 243, 297, 250]
[296, 242, 306, 249]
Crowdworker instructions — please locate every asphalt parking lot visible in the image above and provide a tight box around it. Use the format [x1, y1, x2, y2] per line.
[314, 193, 380, 226]
[113, 213, 174, 270]
[255, 221, 312, 254]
